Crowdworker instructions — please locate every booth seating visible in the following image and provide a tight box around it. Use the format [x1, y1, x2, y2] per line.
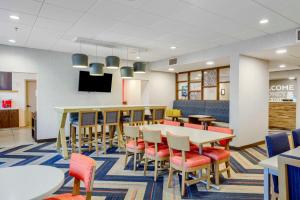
[173, 100, 229, 127]
[292, 128, 300, 148]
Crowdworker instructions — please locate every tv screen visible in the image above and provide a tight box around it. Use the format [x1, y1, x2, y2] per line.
[78, 71, 112, 92]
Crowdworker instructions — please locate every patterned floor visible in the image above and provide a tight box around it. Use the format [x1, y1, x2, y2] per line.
[0, 142, 266, 200]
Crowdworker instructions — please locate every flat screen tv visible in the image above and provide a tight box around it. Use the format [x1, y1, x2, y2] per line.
[78, 71, 112, 92]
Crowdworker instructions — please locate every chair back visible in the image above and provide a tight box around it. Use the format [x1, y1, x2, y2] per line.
[153, 108, 165, 122]
[103, 110, 120, 125]
[207, 126, 233, 147]
[292, 128, 300, 148]
[124, 126, 139, 138]
[69, 153, 96, 193]
[131, 109, 145, 123]
[265, 132, 290, 157]
[166, 131, 190, 152]
[184, 123, 204, 130]
[279, 154, 300, 200]
[79, 112, 97, 126]
[142, 130, 162, 144]
[163, 120, 180, 126]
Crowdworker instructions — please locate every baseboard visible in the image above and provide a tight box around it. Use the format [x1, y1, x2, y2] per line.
[36, 137, 69, 143]
[230, 140, 265, 150]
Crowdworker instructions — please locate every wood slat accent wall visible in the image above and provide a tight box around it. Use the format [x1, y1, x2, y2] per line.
[269, 102, 296, 130]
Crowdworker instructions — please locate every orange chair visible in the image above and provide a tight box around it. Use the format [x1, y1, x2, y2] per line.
[184, 123, 204, 130]
[166, 132, 211, 196]
[45, 153, 96, 200]
[163, 120, 180, 126]
[143, 130, 169, 181]
[124, 126, 145, 171]
[203, 126, 233, 185]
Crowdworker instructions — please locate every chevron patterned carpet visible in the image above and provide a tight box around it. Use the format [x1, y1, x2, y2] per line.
[0, 142, 265, 200]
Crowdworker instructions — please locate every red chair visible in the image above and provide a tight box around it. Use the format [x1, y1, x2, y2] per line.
[203, 126, 233, 185]
[163, 120, 180, 126]
[166, 132, 211, 196]
[143, 130, 169, 181]
[45, 153, 96, 200]
[184, 123, 204, 130]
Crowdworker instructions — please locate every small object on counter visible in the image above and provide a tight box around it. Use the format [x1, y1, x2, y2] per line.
[2, 99, 12, 108]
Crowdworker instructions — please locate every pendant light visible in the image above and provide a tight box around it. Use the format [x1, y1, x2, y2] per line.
[89, 46, 104, 76]
[72, 42, 88, 68]
[106, 48, 120, 69]
[121, 48, 134, 79]
[133, 62, 146, 73]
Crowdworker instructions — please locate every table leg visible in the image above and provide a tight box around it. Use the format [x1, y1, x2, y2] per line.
[264, 168, 270, 200]
[56, 112, 68, 159]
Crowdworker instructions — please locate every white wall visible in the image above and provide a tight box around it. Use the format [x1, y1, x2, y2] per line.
[0, 72, 36, 127]
[230, 55, 269, 147]
[0, 45, 175, 140]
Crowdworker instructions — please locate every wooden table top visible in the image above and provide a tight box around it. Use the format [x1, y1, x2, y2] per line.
[140, 124, 234, 146]
[188, 115, 213, 119]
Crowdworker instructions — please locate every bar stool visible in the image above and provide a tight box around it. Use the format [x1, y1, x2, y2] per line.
[129, 108, 145, 126]
[124, 126, 145, 171]
[99, 109, 122, 153]
[143, 130, 169, 181]
[70, 111, 98, 154]
[152, 108, 166, 124]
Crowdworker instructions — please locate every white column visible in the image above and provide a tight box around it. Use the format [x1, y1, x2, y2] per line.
[230, 55, 269, 147]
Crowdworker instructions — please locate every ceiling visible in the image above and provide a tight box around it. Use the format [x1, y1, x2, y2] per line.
[247, 44, 300, 72]
[0, 0, 300, 62]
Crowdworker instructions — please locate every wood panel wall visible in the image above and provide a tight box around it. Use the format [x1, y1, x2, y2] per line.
[269, 102, 296, 130]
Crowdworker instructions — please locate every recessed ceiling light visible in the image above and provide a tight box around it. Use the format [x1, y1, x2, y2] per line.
[289, 77, 296, 80]
[170, 46, 176, 50]
[8, 39, 16, 43]
[136, 56, 140, 59]
[9, 15, 19, 20]
[279, 64, 286, 68]
[206, 61, 214, 65]
[168, 67, 174, 71]
[259, 18, 269, 24]
[276, 49, 287, 54]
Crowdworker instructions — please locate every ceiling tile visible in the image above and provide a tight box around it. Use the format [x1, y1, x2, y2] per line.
[0, 0, 42, 15]
[35, 17, 72, 31]
[0, 9, 36, 26]
[45, 0, 97, 12]
[0, 22, 31, 46]
[39, 3, 84, 23]
[26, 27, 62, 49]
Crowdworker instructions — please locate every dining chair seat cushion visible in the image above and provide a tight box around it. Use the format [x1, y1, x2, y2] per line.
[202, 147, 230, 161]
[171, 152, 211, 170]
[45, 193, 85, 200]
[190, 143, 199, 152]
[146, 144, 169, 158]
[162, 136, 168, 145]
[126, 139, 145, 151]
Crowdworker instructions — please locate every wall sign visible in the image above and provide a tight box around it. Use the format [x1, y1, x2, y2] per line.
[269, 79, 296, 102]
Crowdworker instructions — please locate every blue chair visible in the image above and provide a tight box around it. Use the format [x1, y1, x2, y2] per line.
[292, 128, 300, 148]
[278, 154, 300, 200]
[265, 133, 290, 195]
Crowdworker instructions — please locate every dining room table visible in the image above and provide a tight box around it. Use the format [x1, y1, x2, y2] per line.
[140, 123, 235, 189]
[188, 115, 216, 129]
[259, 146, 300, 200]
[0, 165, 64, 200]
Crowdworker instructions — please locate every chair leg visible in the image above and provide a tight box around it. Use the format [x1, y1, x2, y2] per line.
[133, 152, 137, 171]
[102, 124, 106, 154]
[71, 126, 76, 153]
[78, 127, 82, 153]
[88, 127, 92, 151]
[124, 151, 128, 167]
[144, 157, 148, 176]
[167, 166, 173, 188]
[181, 171, 186, 196]
[225, 161, 231, 178]
[206, 165, 211, 190]
[214, 162, 220, 185]
[94, 125, 99, 155]
[154, 158, 158, 182]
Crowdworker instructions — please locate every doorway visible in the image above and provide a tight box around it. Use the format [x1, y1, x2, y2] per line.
[25, 80, 36, 127]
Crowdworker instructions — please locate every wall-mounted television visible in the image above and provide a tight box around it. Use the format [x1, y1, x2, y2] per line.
[78, 71, 112, 92]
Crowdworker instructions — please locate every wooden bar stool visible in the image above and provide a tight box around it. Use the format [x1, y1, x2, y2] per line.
[99, 109, 122, 153]
[152, 108, 166, 124]
[129, 108, 145, 126]
[70, 111, 98, 154]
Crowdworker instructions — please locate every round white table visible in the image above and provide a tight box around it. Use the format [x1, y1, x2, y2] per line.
[0, 165, 65, 200]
